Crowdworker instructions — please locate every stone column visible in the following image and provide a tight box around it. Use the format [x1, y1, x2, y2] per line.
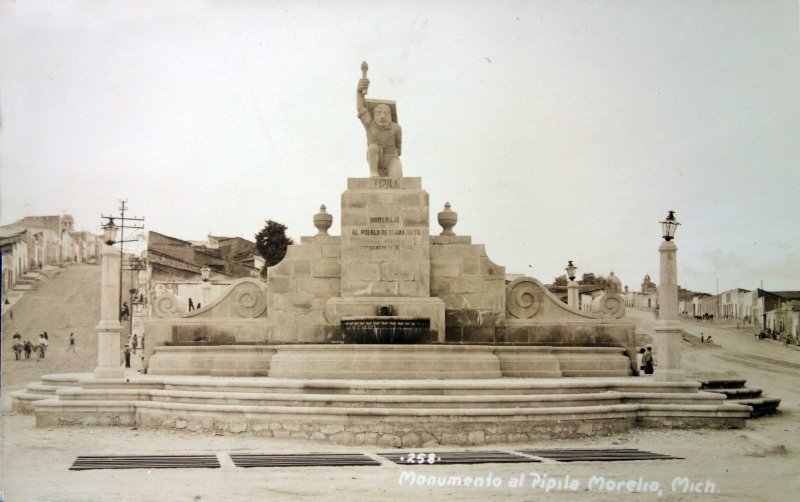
[655, 240, 683, 381]
[567, 280, 580, 309]
[201, 281, 211, 307]
[94, 243, 124, 378]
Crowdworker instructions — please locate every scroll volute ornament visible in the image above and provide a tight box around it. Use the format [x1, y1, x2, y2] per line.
[506, 278, 543, 319]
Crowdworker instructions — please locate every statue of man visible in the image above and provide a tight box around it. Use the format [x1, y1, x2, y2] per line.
[356, 66, 403, 178]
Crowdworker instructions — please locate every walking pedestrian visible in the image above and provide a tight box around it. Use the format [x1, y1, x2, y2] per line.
[69, 332, 76, 352]
[700, 333, 704, 343]
[188, 298, 194, 311]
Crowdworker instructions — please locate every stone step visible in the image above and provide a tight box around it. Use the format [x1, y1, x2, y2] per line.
[10, 390, 53, 413]
[53, 388, 726, 409]
[694, 375, 781, 418]
[705, 388, 764, 400]
[82, 376, 702, 396]
[729, 397, 781, 417]
[26, 382, 62, 395]
[41, 373, 88, 387]
[696, 378, 747, 390]
[14, 374, 713, 420]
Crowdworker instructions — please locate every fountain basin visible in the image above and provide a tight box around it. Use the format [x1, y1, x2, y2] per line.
[341, 316, 430, 344]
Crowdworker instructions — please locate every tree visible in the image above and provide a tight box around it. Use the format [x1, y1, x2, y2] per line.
[578, 272, 610, 290]
[552, 274, 568, 287]
[255, 220, 293, 274]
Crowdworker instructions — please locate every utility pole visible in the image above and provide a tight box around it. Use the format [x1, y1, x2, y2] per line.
[103, 200, 144, 321]
[122, 256, 146, 341]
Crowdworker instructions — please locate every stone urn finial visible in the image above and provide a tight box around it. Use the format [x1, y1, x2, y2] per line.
[438, 202, 458, 236]
[313, 204, 333, 236]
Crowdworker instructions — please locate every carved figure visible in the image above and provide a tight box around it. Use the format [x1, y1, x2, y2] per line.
[356, 62, 403, 178]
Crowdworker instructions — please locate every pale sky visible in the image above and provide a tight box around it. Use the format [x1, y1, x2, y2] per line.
[1, 1, 798, 295]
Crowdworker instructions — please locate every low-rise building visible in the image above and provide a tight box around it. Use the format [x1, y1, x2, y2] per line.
[144, 231, 262, 313]
[0, 227, 29, 294]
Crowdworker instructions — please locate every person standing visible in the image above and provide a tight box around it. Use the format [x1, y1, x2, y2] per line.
[37, 333, 47, 359]
[69, 332, 76, 352]
[188, 298, 194, 311]
[637, 348, 646, 376]
[642, 347, 654, 375]
[124, 347, 132, 369]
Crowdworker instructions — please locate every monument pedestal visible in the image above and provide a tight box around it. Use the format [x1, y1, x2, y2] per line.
[653, 321, 684, 382]
[95, 322, 124, 378]
[94, 244, 124, 379]
[340, 177, 430, 297]
[327, 176, 445, 339]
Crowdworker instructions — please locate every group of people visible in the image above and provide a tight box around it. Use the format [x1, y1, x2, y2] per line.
[128, 332, 144, 352]
[187, 298, 201, 311]
[11, 331, 66, 360]
[123, 333, 145, 369]
[699, 333, 714, 344]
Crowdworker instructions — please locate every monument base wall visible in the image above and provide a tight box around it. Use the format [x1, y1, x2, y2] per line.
[430, 235, 506, 343]
[25, 374, 751, 446]
[143, 319, 268, 365]
[266, 235, 342, 343]
[146, 344, 633, 379]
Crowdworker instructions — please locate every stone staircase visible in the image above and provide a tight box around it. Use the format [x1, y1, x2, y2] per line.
[12, 374, 752, 446]
[695, 375, 781, 417]
[12, 373, 85, 414]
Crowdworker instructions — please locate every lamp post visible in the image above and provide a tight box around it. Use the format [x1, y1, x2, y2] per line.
[566, 260, 579, 309]
[95, 217, 124, 378]
[654, 210, 683, 382]
[200, 265, 211, 307]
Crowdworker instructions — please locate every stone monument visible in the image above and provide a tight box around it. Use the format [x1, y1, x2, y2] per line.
[14, 63, 753, 445]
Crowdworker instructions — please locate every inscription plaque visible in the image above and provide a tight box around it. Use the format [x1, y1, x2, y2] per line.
[341, 178, 430, 297]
